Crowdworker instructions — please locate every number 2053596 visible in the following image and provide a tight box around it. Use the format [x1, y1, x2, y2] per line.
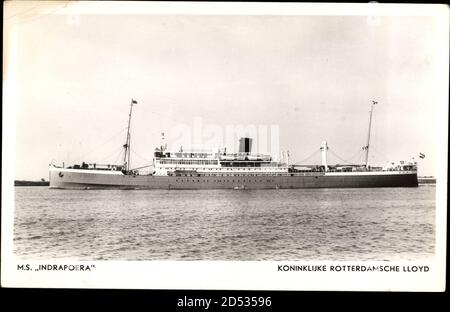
[221, 297, 271, 307]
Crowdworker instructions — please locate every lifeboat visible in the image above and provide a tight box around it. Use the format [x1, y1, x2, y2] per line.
[247, 155, 259, 161]
[260, 155, 272, 161]
[220, 155, 236, 160]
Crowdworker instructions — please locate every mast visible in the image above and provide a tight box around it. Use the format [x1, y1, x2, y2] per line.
[364, 100, 377, 167]
[123, 99, 137, 172]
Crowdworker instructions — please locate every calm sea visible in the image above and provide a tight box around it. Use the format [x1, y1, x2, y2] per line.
[13, 186, 435, 261]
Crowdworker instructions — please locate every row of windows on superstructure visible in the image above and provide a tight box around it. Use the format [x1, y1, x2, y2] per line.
[173, 153, 211, 158]
[220, 161, 278, 167]
[174, 179, 275, 183]
[170, 173, 289, 177]
[159, 167, 283, 171]
[159, 159, 218, 165]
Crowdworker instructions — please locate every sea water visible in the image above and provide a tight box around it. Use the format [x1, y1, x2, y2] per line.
[13, 186, 435, 261]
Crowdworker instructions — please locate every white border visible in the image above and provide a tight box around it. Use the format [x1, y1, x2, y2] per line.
[2, 2, 448, 291]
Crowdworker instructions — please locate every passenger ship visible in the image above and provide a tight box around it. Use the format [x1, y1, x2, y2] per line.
[49, 100, 418, 189]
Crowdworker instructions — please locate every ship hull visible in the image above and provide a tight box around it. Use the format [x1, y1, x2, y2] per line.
[49, 167, 418, 189]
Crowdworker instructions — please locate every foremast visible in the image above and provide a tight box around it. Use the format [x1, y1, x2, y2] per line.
[364, 100, 377, 168]
[123, 99, 137, 173]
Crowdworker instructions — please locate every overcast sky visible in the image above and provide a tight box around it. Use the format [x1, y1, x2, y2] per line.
[4, 2, 447, 180]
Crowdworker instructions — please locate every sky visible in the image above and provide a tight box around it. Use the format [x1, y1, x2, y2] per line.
[4, 2, 448, 180]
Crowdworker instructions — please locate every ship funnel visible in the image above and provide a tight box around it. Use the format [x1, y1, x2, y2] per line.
[238, 137, 253, 154]
[320, 141, 328, 172]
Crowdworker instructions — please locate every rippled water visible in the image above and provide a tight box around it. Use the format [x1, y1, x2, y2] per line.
[14, 186, 435, 261]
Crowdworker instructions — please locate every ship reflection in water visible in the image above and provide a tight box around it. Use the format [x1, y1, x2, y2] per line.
[14, 186, 435, 261]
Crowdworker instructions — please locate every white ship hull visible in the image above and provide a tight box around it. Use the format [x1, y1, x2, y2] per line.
[49, 166, 418, 190]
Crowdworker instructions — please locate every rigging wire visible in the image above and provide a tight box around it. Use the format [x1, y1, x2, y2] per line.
[327, 148, 357, 165]
[292, 149, 320, 165]
[130, 148, 153, 164]
[80, 145, 124, 165]
[73, 126, 128, 163]
[352, 150, 364, 164]
[368, 146, 390, 164]
[101, 145, 125, 164]
[292, 146, 366, 166]
[131, 164, 154, 171]
[346, 149, 365, 163]
[328, 148, 370, 165]
[129, 149, 154, 171]
[328, 148, 351, 165]
[112, 147, 124, 165]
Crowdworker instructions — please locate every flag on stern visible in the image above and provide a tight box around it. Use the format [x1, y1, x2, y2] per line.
[131, 99, 138, 104]
[419, 153, 426, 159]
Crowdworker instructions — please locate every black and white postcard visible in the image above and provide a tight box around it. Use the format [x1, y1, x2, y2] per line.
[2, 1, 448, 292]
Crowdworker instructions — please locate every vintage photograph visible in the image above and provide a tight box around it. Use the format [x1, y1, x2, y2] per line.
[2, 2, 447, 290]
